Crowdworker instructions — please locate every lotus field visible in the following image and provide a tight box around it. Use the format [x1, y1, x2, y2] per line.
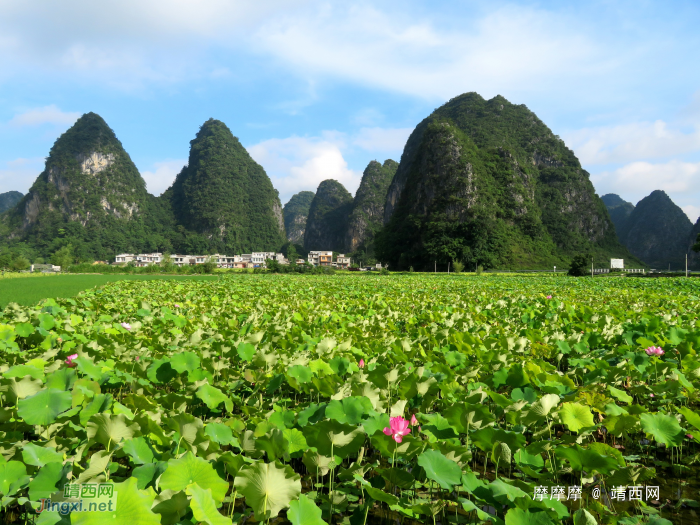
[2, 274, 700, 525]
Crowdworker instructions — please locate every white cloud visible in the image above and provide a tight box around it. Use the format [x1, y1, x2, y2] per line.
[682, 205, 700, 224]
[565, 120, 700, 165]
[0, 157, 44, 194]
[9, 105, 80, 127]
[140, 159, 185, 196]
[353, 127, 412, 153]
[247, 135, 362, 205]
[592, 160, 700, 198]
[592, 160, 700, 224]
[255, 4, 605, 100]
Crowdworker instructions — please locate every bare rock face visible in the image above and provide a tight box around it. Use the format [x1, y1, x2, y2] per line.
[283, 191, 315, 243]
[12, 112, 149, 233]
[377, 92, 630, 270]
[345, 159, 397, 253]
[304, 180, 353, 252]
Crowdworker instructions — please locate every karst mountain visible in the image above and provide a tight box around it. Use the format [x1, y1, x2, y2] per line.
[375, 92, 633, 270]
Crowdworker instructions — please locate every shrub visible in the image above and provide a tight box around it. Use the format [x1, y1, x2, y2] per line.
[453, 260, 464, 274]
[476, 265, 484, 275]
[568, 254, 591, 277]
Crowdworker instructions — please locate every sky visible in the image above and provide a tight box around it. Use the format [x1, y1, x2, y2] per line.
[0, 0, 699, 221]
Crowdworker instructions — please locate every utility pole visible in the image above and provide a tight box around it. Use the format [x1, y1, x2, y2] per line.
[686, 254, 689, 277]
[434, 261, 436, 274]
[591, 256, 593, 278]
[448, 262, 450, 274]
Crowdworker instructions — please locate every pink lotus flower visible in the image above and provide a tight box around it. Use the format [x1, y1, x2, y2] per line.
[135, 356, 140, 361]
[650, 393, 655, 397]
[121, 322, 131, 331]
[410, 414, 418, 426]
[65, 354, 78, 368]
[546, 295, 552, 299]
[645, 346, 664, 356]
[383, 416, 411, 443]
[358, 359, 365, 368]
[174, 304, 180, 308]
[687, 434, 693, 439]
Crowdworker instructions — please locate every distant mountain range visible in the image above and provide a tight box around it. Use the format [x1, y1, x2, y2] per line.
[602, 191, 698, 270]
[0, 94, 696, 270]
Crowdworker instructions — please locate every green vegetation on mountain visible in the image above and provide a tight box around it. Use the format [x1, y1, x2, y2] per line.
[167, 119, 286, 254]
[345, 159, 397, 254]
[376, 92, 632, 270]
[304, 180, 353, 252]
[283, 191, 315, 243]
[614, 190, 692, 270]
[601, 193, 635, 240]
[689, 219, 700, 270]
[0, 191, 23, 213]
[1, 113, 172, 262]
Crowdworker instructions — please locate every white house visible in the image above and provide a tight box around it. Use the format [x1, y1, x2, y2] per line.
[115, 253, 135, 264]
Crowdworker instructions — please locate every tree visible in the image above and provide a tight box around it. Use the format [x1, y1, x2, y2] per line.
[10, 256, 29, 271]
[51, 244, 74, 270]
[266, 258, 281, 272]
[452, 260, 464, 274]
[287, 245, 299, 265]
[568, 253, 591, 277]
[693, 233, 700, 253]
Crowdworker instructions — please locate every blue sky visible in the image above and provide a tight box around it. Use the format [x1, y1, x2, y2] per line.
[1, 0, 699, 221]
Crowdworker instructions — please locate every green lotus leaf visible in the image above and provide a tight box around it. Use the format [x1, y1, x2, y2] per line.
[233, 460, 301, 521]
[205, 422, 234, 445]
[554, 445, 618, 475]
[196, 384, 233, 412]
[377, 467, 415, 489]
[365, 485, 399, 505]
[170, 351, 200, 374]
[325, 396, 373, 425]
[287, 365, 313, 385]
[529, 394, 560, 418]
[159, 452, 228, 503]
[303, 420, 365, 459]
[236, 343, 256, 362]
[282, 428, 308, 455]
[74, 356, 105, 382]
[559, 403, 595, 433]
[18, 388, 72, 426]
[0, 455, 29, 496]
[640, 412, 684, 448]
[165, 413, 204, 453]
[15, 322, 33, 338]
[505, 507, 556, 525]
[22, 442, 63, 467]
[572, 508, 598, 525]
[86, 413, 139, 450]
[28, 462, 70, 501]
[608, 386, 633, 404]
[302, 450, 335, 477]
[4, 364, 44, 380]
[255, 429, 289, 462]
[678, 406, 700, 432]
[416, 450, 462, 491]
[71, 477, 160, 525]
[122, 437, 157, 465]
[186, 483, 232, 525]
[287, 493, 326, 525]
[77, 450, 112, 483]
[146, 358, 177, 384]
